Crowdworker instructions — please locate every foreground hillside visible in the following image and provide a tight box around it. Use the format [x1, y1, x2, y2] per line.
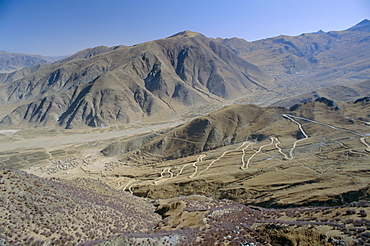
[1, 168, 369, 246]
[0, 168, 160, 245]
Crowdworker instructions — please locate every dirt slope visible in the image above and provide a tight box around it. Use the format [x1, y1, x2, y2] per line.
[106, 104, 285, 163]
[0, 168, 160, 245]
[98, 99, 370, 209]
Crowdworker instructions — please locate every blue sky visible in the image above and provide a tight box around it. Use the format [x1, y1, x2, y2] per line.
[0, 0, 368, 56]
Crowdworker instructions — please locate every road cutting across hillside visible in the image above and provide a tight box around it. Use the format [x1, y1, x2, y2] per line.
[124, 113, 312, 192]
[119, 112, 370, 194]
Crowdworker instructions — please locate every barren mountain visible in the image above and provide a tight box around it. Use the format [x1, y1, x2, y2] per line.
[0, 51, 60, 73]
[221, 19, 370, 98]
[0, 31, 274, 129]
[271, 79, 370, 107]
[1, 20, 369, 129]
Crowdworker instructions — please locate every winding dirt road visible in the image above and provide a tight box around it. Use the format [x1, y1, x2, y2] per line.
[122, 113, 370, 193]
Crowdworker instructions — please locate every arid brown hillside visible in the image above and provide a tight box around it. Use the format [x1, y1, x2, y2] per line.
[221, 19, 370, 98]
[0, 31, 274, 129]
[2, 168, 369, 246]
[98, 99, 370, 210]
[1, 20, 369, 129]
[103, 104, 286, 162]
[0, 168, 160, 245]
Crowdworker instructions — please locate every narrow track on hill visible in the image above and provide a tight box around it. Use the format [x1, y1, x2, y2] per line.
[360, 137, 370, 152]
[197, 141, 252, 177]
[241, 138, 274, 170]
[122, 113, 370, 194]
[282, 114, 309, 159]
[284, 114, 363, 136]
[189, 155, 206, 178]
[284, 114, 370, 152]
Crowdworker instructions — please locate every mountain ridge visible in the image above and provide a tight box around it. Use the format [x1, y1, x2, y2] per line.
[0, 33, 274, 128]
[0, 51, 58, 73]
[0, 19, 369, 129]
[220, 19, 370, 97]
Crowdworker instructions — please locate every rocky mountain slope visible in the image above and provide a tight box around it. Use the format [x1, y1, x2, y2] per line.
[1, 20, 369, 129]
[0, 31, 274, 129]
[221, 19, 370, 97]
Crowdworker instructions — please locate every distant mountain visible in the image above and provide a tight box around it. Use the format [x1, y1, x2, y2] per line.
[0, 31, 274, 128]
[271, 79, 370, 107]
[347, 18, 370, 31]
[220, 19, 370, 97]
[0, 46, 114, 85]
[1, 20, 369, 129]
[0, 51, 62, 73]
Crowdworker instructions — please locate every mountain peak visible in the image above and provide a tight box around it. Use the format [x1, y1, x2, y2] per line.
[347, 19, 370, 31]
[312, 29, 325, 34]
[169, 30, 202, 38]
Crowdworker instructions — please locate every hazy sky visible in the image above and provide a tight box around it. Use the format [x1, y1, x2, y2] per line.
[0, 0, 368, 56]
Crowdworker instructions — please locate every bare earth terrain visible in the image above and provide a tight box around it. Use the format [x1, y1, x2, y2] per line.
[2, 99, 369, 205]
[1, 20, 370, 245]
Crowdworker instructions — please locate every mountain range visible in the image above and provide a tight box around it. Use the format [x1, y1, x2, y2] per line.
[0, 51, 63, 73]
[0, 20, 369, 129]
[1, 19, 370, 246]
[0, 31, 274, 128]
[221, 19, 370, 95]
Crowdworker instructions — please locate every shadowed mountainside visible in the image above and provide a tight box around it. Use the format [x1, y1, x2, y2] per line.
[0, 31, 274, 129]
